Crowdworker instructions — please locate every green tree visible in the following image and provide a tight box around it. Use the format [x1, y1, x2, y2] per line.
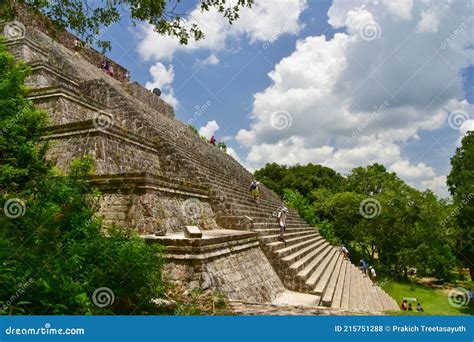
[0, 39, 165, 314]
[2, 0, 253, 51]
[259, 161, 458, 280]
[447, 131, 474, 280]
[255, 163, 345, 197]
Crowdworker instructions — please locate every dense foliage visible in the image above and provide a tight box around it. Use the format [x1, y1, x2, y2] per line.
[447, 131, 474, 280]
[0, 39, 165, 314]
[1, 0, 253, 51]
[255, 163, 345, 197]
[256, 162, 464, 281]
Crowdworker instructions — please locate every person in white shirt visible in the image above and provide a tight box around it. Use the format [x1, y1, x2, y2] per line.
[277, 207, 289, 243]
[369, 266, 377, 286]
[341, 245, 349, 260]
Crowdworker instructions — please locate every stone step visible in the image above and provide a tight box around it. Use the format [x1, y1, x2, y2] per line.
[252, 222, 312, 229]
[226, 201, 301, 216]
[271, 236, 322, 258]
[297, 243, 333, 281]
[329, 259, 347, 308]
[288, 239, 329, 273]
[358, 271, 375, 311]
[259, 230, 318, 244]
[347, 265, 358, 309]
[340, 262, 351, 309]
[254, 227, 315, 235]
[351, 265, 365, 310]
[305, 248, 338, 290]
[314, 252, 342, 297]
[281, 237, 325, 267]
[374, 283, 388, 311]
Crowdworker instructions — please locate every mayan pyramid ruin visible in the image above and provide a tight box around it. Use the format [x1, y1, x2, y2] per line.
[1, 7, 399, 313]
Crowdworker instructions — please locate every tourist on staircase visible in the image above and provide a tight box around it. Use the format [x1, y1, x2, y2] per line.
[369, 266, 377, 286]
[101, 59, 109, 73]
[249, 180, 260, 203]
[108, 64, 114, 77]
[73, 38, 80, 54]
[210, 135, 216, 146]
[340, 245, 349, 260]
[277, 207, 289, 244]
[360, 259, 367, 276]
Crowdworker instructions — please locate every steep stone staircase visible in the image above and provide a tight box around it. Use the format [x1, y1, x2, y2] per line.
[3, 20, 399, 312]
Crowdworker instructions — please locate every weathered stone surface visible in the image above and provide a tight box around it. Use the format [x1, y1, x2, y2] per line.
[99, 193, 218, 235]
[162, 243, 285, 303]
[184, 226, 202, 238]
[47, 133, 161, 175]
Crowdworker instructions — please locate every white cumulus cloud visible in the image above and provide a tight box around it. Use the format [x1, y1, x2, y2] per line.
[136, 0, 308, 61]
[235, 0, 474, 198]
[199, 120, 220, 139]
[199, 53, 220, 66]
[145, 62, 179, 107]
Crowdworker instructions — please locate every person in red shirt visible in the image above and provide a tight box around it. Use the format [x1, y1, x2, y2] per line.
[210, 136, 216, 145]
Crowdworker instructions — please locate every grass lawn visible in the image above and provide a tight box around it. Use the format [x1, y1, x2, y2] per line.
[383, 280, 474, 315]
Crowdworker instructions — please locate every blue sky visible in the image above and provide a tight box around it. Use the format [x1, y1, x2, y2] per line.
[96, 0, 473, 198]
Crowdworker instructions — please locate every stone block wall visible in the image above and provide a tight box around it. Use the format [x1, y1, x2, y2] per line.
[47, 132, 161, 175]
[99, 194, 218, 235]
[164, 246, 285, 303]
[32, 92, 107, 126]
